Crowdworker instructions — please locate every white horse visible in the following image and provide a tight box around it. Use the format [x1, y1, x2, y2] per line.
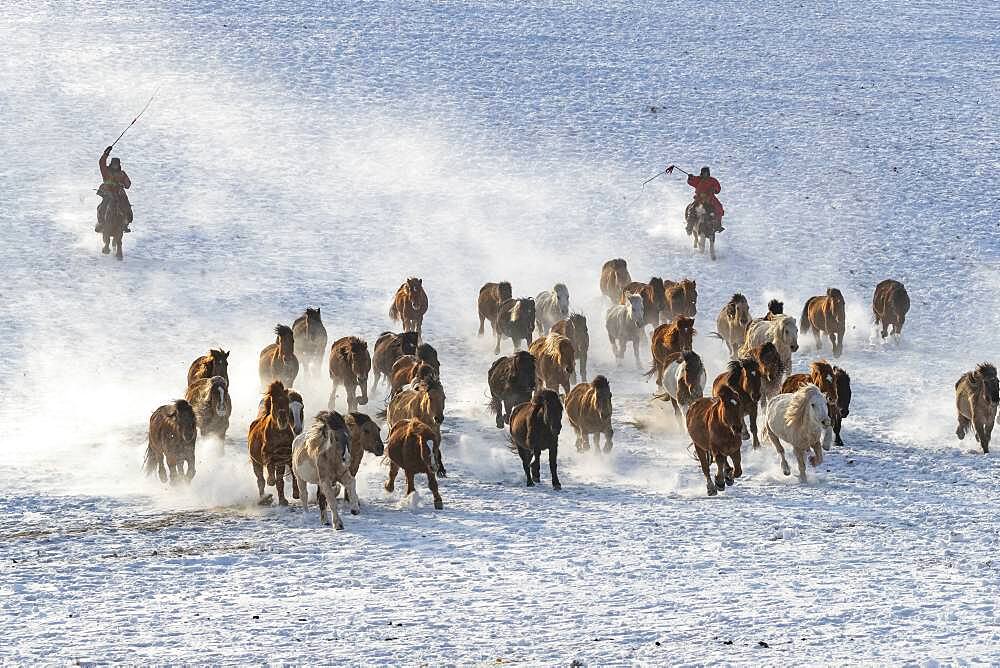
[762, 384, 833, 482]
[535, 283, 570, 334]
[292, 411, 357, 530]
[655, 350, 707, 427]
[605, 293, 645, 368]
[740, 315, 799, 380]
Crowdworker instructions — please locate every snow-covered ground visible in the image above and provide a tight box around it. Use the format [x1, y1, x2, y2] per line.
[2, 1, 999, 664]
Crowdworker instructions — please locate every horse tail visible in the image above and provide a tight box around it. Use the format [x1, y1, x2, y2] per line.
[799, 299, 812, 334]
[389, 300, 399, 322]
[642, 361, 659, 379]
[488, 394, 501, 417]
[143, 437, 157, 476]
[708, 331, 723, 340]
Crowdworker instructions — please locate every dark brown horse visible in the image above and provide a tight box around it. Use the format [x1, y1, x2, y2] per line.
[184, 375, 231, 444]
[144, 400, 198, 484]
[662, 279, 698, 323]
[390, 358, 438, 397]
[371, 331, 419, 395]
[873, 279, 910, 340]
[831, 366, 852, 447]
[551, 313, 589, 382]
[752, 341, 785, 408]
[712, 358, 762, 449]
[98, 189, 128, 260]
[478, 281, 513, 336]
[646, 316, 695, 388]
[956, 363, 999, 454]
[782, 360, 840, 420]
[389, 277, 428, 335]
[509, 389, 563, 489]
[292, 307, 328, 378]
[621, 278, 667, 328]
[494, 297, 536, 354]
[565, 375, 613, 453]
[187, 349, 229, 387]
[248, 381, 298, 505]
[801, 288, 846, 356]
[488, 351, 536, 429]
[385, 418, 444, 509]
[328, 336, 371, 412]
[600, 258, 632, 303]
[686, 384, 744, 496]
[259, 324, 299, 390]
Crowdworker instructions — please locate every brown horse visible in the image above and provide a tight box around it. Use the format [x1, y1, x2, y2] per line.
[662, 279, 698, 323]
[389, 342, 441, 396]
[495, 297, 536, 354]
[371, 331, 419, 395]
[509, 389, 563, 489]
[646, 316, 696, 388]
[714, 293, 751, 359]
[801, 288, 846, 356]
[385, 418, 444, 509]
[385, 378, 447, 476]
[488, 351, 536, 429]
[184, 375, 231, 443]
[344, 412, 385, 478]
[144, 400, 198, 484]
[389, 277, 428, 335]
[248, 381, 298, 505]
[686, 384, 744, 496]
[528, 333, 575, 394]
[621, 278, 667, 328]
[873, 279, 910, 340]
[98, 189, 128, 260]
[600, 258, 632, 302]
[551, 313, 589, 382]
[831, 366, 852, 447]
[955, 363, 999, 454]
[187, 349, 230, 387]
[259, 324, 299, 390]
[782, 360, 840, 422]
[712, 358, 763, 449]
[478, 281, 513, 336]
[565, 375, 613, 454]
[752, 341, 785, 409]
[328, 336, 371, 412]
[292, 307, 328, 378]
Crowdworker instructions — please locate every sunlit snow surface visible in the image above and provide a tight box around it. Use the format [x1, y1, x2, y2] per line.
[2, 2, 1000, 663]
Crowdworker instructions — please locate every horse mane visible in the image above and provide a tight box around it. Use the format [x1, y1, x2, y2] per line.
[304, 412, 331, 445]
[723, 360, 742, 387]
[976, 363, 1000, 402]
[543, 333, 572, 364]
[349, 412, 374, 427]
[648, 277, 665, 297]
[209, 348, 228, 362]
[784, 384, 823, 438]
[266, 380, 286, 398]
[591, 374, 611, 395]
[498, 281, 512, 300]
[345, 336, 367, 356]
[682, 350, 704, 381]
[569, 312, 587, 332]
[976, 362, 997, 380]
[756, 342, 784, 379]
[607, 258, 627, 269]
[274, 324, 293, 339]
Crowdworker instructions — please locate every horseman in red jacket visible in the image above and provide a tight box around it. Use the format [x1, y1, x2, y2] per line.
[96, 146, 133, 233]
[685, 166, 724, 231]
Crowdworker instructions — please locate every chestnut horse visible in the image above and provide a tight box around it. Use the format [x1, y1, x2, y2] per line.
[184, 375, 231, 443]
[873, 279, 910, 340]
[187, 348, 230, 387]
[389, 277, 428, 335]
[955, 363, 999, 454]
[551, 313, 589, 382]
[371, 331, 419, 395]
[292, 411, 355, 529]
[536, 283, 570, 335]
[488, 351, 536, 428]
[344, 412, 385, 478]
[621, 278, 667, 328]
[655, 350, 706, 427]
[248, 381, 298, 505]
[528, 332, 576, 393]
[495, 297, 536, 354]
[389, 342, 441, 396]
[328, 336, 371, 412]
[600, 258, 632, 303]
[686, 384, 744, 496]
[144, 399, 198, 484]
[565, 375, 613, 454]
[385, 418, 444, 509]
[801, 288, 846, 356]
[259, 324, 299, 390]
[714, 293, 751, 359]
[292, 307, 328, 378]
[662, 279, 697, 323]
[646, 316, 696, 388]
[712, 358, 762, 449]
[478, 281, 513, 336]
[385, 378, 447, 476]
[509, 389, 563, 489]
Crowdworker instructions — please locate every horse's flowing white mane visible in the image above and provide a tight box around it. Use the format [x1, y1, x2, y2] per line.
[784, 384, 825, 442]
[304, 417, 330, 448]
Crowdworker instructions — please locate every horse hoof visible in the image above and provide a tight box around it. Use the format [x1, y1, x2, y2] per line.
[258, 495, 273, 506]
[433, 500, 444, 510]
[725, 476, 735, 486]
[782, 466, 791, 476]
[278, 499, 289, 507]
[526, 480, 535, 487]
[335, 522, 345, 531]
[438, 469, 447, 478]
[101, 247, 110, 255]
[384, 482, 394, 492]
[707, 486, 718, 497]
[532, 475, 541, 483]
[350, 508, 359, 516]
[552, 482, 562, 491]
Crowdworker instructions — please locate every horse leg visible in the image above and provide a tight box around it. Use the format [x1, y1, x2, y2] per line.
[478, 314, 485, 337]
[253, 461, 269, 503]
[695, 446, 717, 496]
[156, 451, 168, 483]
[794, 448, 808, 482]
[519, 447, 534, 487]
[185, 452, 196, 482]
[426, 469, 444, 509]
[956, 413, 971, 440]
[494, 330, 502, 355]
[813, 330, 822, 351]
[531, 448, 542, 484]
[404, 470, 416, 496]
[709, 234, 716, 261]
[346, 475, 360, 515]
[102, 232, 111, 254]
[320, 480, 343, 530]
[274, 464, 289, 506]
[714, 452, 727, 490]
[346, 381, 358, 413]
[384, 462, 399, 492]
[291, 471, 301, 500]
[114, 230, 123, 260]
[603, 426, 614, 453]
[833, 411, 844, 447]
[328, 380, 338, 411]
[299, 480, 310, 516]
[983, 421, 994, 454]
[669, 397, 683, 428]
[748, 405, 761, 450]
[730, 449, 743, 480]
[579, 350, 588, 382]
[545, 445, 561, 490]
[369, 372, 379, 397]
[574, 426, 586, 453]
[632, 335, 642, 369]
[767, 430, 791, 476]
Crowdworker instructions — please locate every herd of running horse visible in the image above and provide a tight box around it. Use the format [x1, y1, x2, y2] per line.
[142, 259, 1000, 526]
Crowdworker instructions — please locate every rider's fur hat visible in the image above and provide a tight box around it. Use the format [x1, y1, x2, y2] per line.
[700, 166, 710, 177]
[109, 157, 122, 171]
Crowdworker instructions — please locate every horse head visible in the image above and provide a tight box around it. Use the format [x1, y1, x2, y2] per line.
[675, 316, 696, 350]
[426, 380, 446, 424]
[728, 294, 751, 331]
[591, 375, 612, 421]
[553, 284, 570, 316]
[536, 389, 562, 436]
[266, 381, 291, 430]
[648, 278, 667, 311]
[510, 351, 536, 391]
[399, 331, 419, 355]
[716, 385, 743, 434]
[626, 294, 645, 328]
[416, 343, 439, 369]
[274, 324, 295, 355]
[739, 358, 762, 402]
[352, 413, 385, 456]
[977, 363, 1000, 404]
[211, 376, 229, 417]
[172, 400, 198, 444]
[679, 351, 705, 402]
[288, 390, 305, 435]
[682, 280, 698, 316]
[833, 367, 852, 417]
[209, 349, 230, 377]
[774, 316, 798, 352]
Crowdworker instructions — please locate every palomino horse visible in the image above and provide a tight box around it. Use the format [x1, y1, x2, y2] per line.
[955, 363, 999, 454]
[385, 418, 444, 510]
[144, 400, 198, 484]
[739, 315, 798, 380]
[565, 375, 614, 454]
[763, 384, 833, 482]
[385, 378, 447, 476]
[752, 341, 785, 409]
[655, 350, 706, 428]
[551, 313, 589, 382]
[605, 293, 645, 368]
[782, 360, 840, 425]
[97, 191, 128, 260]
[686, 384, 744, 496]
[662, 279, 698, 323]
[714, 293, 751, 359]
[184, 375, 231, 443]
[535, 283, 570, 335]
[328, 336, 371, 412]
[292, 307, 328, 378]
[494, 298, 536, 354]
[478, 281, 513, 337]
[831, 366, 852, 447]
[488, 351, 536, 429]
[873, 279, 910, 341]
[389, 277, 428, 336]
[371, 331, 418, 395]
[646, 316, 696, 388]
[621, 278, 667, 328]
[292, 411, 355, 530]
[187, 349, 230, 387]
[599, 258, 632, 303]
[259, 324, 299, 390]
[509, 389, 563, 489]
[685, 200, 718, 260]
[801, 288, 847, 356]
[248, 381, 298, 505]
[712, 358, 763, 449]
[528, 333, 576, 394]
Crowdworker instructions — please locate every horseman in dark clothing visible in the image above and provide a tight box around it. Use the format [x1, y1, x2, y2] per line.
[96, 146, 133, 233]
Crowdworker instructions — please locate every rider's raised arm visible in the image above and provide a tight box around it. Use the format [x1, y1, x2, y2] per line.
[687, 174, 698, 188]
[99, 151, 110, 180]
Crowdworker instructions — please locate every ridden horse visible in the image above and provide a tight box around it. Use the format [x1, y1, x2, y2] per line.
[495, 298, 536, 354]
[371, 331, 419, 395]
[184, 375, 231, 443]
[686, 385, 744, 496]
[600, 258, 632, 303]
[488, 351, 536, 429]
[144, 400, 198, 484]
[605, 293, 645, 368]
[714, 293, 751, 359]
[528, 332, 576, 393]
[535, 284, 570, 335]
[292, 411, 355, 530]
[385, 418, 444, 510]
[328, 336, 371, 412]
[259, 324, 299, 390]
[478, 281, 513, 336]
[509, 390, 563, 490]
[646, 316, 696, 388]
[831, 366, 852, 447]
[662, 279, 698, 323]
[389, 277, 428, 336]
[565, 375, 614, 454]
[740, 315, 798, 380]
[187, 349, 230, 387]
[248, 381, 298, 505]
[389, 342, 441, 396]
[801, 288, 847, 356]
[873, 279, 910, 340]
[763, 384, 833, 482]
[551, 313, 589, 382]
[752, 342, 785, 409]
[712, 358, 763, 449]
[292, 307, 328, 378]
[955, 363, 999, 454]
[344, 412, 385, 478]
[621, 278, 667, 328]
[782, 360, 840, 426]
[98, 190, 128, 260]
[685, 200, 718, 260]
[385, 378, 447, 476]
[655, 350, 706, 427]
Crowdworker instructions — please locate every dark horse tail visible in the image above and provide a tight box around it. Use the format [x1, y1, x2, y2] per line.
[388, 301, 400, 322]
[142, 438, 157, 476]
[800, 298, 814, 335]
